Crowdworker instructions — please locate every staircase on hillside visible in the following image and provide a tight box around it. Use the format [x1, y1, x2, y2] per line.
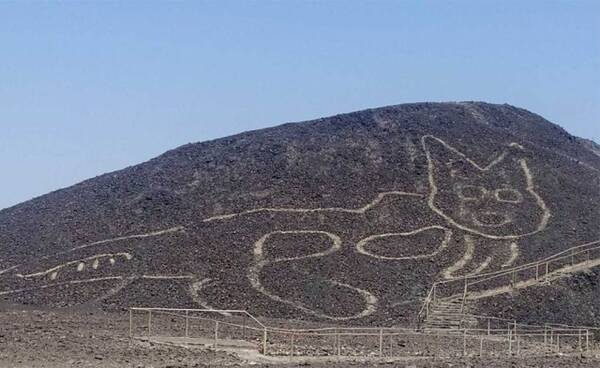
[418, 239, 600, 331]
[422, 298, 478, 332]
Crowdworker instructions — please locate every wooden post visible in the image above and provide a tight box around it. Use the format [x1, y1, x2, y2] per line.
[550, 328, 554, 345]
[579, 329, 582, 351]
[557, 334, 560, 353]
[333, 328, 337, 355]
[516, 335, 520, 356]
[586, 330, 590, 353]
[148, 310, 152, 336]
[129, 309, 133, 338]
[379, 329, 384, 358]
[337, 330, 341, 357]
[333, 328, 337, 354]
[290, 333, 295, 356]
[214, 321, 219, 349]
[479, 336, 483, 356]
[243, 315, 247, 339]
[463, 329, 467, 356]
[535, 264, 539, 281]
[389, 334, 393, 357]
[262, 328, 268, 355]
[487, 319, 491, 336]
[512, 270, 516, 286]
[508, 324, 512, 356]
[545, 262, 549, 282]
[185, 310, 189, 338]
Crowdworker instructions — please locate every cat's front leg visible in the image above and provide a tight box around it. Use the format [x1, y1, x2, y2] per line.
[442, 235, 520, 279]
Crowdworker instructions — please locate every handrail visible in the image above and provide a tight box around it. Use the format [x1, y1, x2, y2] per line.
[469, 243, 600, 287]
[130, 306, 595, 358]
[130, 307, 266, 329]
[417, 238, 600, 325]
[132, 307, 592, 336]
[435, 239, 600, 287]
[417, 285, 434, 326]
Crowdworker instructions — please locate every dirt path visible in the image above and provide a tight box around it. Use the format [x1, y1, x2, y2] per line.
[2, 305, 600, 367]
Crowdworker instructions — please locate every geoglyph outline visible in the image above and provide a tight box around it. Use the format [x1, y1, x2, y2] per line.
[248, 230, 378, 320]
[198, 134, 554, 318]
[0, 135, 556, 319]
[0, 226, 191, 298]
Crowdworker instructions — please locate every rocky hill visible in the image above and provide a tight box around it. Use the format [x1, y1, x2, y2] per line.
[1, 102, 599, 326]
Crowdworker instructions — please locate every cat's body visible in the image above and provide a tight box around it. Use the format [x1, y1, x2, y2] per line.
[194, 135, 550, 320]
[0, 135, 550, 321]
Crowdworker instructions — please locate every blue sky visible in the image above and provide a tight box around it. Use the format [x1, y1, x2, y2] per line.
[0, 1, 598, 210]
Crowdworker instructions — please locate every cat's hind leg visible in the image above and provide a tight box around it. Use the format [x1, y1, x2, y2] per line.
[249, 230, 378, 320]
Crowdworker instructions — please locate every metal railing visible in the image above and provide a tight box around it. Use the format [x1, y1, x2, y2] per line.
[418, 239, 600, 326]
[129, 307, 596, 358]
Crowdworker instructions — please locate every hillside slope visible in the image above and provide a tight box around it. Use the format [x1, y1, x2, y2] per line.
[1, 102, 599, 325]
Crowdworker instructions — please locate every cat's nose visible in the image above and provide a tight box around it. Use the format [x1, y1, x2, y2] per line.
[471, 211, 511, 227]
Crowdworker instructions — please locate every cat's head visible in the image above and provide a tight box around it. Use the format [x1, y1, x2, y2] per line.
[422, 135, 550, 239]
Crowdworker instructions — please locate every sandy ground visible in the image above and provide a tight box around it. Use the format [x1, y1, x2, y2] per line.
[2, 305, 600, 367]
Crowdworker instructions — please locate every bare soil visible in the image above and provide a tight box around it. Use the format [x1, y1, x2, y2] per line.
[2, 306, 600, 368]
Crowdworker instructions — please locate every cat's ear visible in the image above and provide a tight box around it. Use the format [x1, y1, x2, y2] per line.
[492, 142, 528, 177]
[421, 135, 480, 176]
[423, 135, 527, 174]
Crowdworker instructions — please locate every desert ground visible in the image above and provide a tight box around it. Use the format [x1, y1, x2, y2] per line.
[2, 304, 600, 368]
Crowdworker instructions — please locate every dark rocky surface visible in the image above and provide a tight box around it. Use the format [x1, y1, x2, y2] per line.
[2, 306, 600, 368]
[0, 102, 599, 326]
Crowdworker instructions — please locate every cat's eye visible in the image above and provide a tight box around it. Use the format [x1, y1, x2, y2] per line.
[495, 188, 523, 203]
[455, 185, 486, 200]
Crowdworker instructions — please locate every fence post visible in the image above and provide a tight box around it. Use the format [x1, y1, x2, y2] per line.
[545, 262, 549, 282]
[290, 332, 295, 356]
[389, 334, 393, 357]
[586, 330, 590, 354]
[337, 329, 341, 357]
[508, 324, 512, 356]
[333, 328, 337, 354]
[463, 329, 467, 356]
[214, 321, 219, 349]
[487, 319, 491, 336]
[511, 270, 516, 287]
[544, 324, 547, 345]
[557, 334, 560, 353]
[243, 315, 247, 339]
[185, 310, 189, 338]
[516, 335, 520, 356]
[263, 327, 268, 355]
[379, 329, 384, 358]
[579, 329, 582, 351]
[479, 335, 483, 356]
[535, 264, 539, 281]
[148, 310, 152, 337]
[129, 309, 133, 338]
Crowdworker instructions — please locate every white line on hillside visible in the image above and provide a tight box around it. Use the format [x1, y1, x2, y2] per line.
[202, 192, 424, 222]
